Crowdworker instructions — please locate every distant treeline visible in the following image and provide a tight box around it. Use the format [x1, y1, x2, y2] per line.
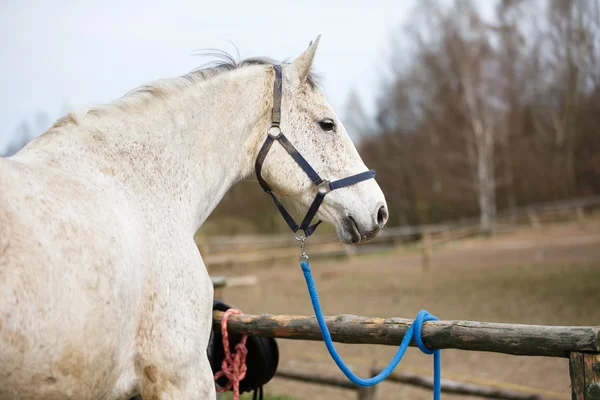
[5, 1, 599, 235]
[354, 0, 600, 230]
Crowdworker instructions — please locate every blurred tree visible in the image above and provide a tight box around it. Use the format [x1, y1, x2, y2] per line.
[356, 0, 600, 231]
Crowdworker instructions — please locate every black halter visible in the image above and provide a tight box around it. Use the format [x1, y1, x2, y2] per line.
[254, 65, 376, 238]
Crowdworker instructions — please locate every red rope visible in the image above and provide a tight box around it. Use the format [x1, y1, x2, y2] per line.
[214, 308, 248, 400]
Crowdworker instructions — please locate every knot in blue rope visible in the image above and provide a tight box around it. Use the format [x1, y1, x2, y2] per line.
[300, 260, 441, 399]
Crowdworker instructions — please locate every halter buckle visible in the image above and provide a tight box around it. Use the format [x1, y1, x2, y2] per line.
[268, 126, 282, 139]
[294, 235, 309, 261]
[317, 180, 331, 195]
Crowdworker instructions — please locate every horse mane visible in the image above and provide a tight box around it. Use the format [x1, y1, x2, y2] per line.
[53, 50, 321, 126]
[123, 50, 320, 102]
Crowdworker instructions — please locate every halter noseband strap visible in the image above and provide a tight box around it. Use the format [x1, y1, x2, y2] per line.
[254, 65, 376, 238]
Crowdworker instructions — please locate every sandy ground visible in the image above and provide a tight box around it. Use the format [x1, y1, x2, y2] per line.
[207, 218, 600, 400]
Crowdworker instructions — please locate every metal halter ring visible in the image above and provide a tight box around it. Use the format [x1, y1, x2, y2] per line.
[268, 126, 282, 139]
[317, 180, 331, 195]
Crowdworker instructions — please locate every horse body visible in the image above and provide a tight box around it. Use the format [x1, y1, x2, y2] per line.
[0, 38, 388, 399]
[0, 152, 143, 399]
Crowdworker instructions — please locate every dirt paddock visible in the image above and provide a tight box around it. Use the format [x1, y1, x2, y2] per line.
[207, 218, 600, 400]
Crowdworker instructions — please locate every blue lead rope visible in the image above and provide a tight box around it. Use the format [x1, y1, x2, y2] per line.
[300, 260, 441, 399]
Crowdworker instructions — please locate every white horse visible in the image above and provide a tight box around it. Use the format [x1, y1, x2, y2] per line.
[0, 36, 388, 399]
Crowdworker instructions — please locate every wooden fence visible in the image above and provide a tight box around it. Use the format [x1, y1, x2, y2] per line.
[213, 311, 600, 399]
[198, 196, 600, 268]
[275, 367, 542, 400]
[208, 198, 600, 398]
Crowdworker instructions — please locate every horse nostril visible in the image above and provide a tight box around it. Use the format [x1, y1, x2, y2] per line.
[377, 205, 388, 227]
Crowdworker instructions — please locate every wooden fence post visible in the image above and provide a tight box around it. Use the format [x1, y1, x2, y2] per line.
[527, 210, 541, 229]
[393, 237, 403, 252]
[357, 385, 377, 400]
[570, 352, 600, 400]
[576, 206, 586, 230]
[211, 276, 227, 301]
[345, 244, 357, 260]
[421, 233, 432, 271]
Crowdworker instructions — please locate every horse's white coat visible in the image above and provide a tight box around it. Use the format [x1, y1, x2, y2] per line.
[0, 37, 387, 399]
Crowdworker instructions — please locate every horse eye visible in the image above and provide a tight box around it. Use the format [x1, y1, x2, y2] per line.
[318, 119, 336, 132]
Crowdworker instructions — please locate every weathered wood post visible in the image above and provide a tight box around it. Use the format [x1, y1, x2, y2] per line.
[421, 232, 432, 271]
[393, 237, 403, 252]
[211, 276, 227, 301]
[357, 385, 376, 400]
[344, 244, 357, 260]
[570, 352, 600, 400]
[527, 209, 541, 229]
[576, 205, 586, 230]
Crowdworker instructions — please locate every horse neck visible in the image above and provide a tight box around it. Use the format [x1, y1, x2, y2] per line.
[33, 67, 272, 233]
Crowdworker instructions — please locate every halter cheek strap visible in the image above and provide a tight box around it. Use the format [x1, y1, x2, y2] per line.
[254, 65, 375, 238]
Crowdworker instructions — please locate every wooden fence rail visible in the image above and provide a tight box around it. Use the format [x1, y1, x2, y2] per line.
[213, 311, 600, 399]
[199, 196, 600, 267]
[213, 312, 600, 358]
[368, 367, 541, 400]
[275, 367, 542, 400]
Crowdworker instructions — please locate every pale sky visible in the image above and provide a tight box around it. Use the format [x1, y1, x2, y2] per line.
[0, 0, 493, 153]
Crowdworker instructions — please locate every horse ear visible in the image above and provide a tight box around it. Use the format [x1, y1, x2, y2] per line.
[292, 35, 321, 82]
